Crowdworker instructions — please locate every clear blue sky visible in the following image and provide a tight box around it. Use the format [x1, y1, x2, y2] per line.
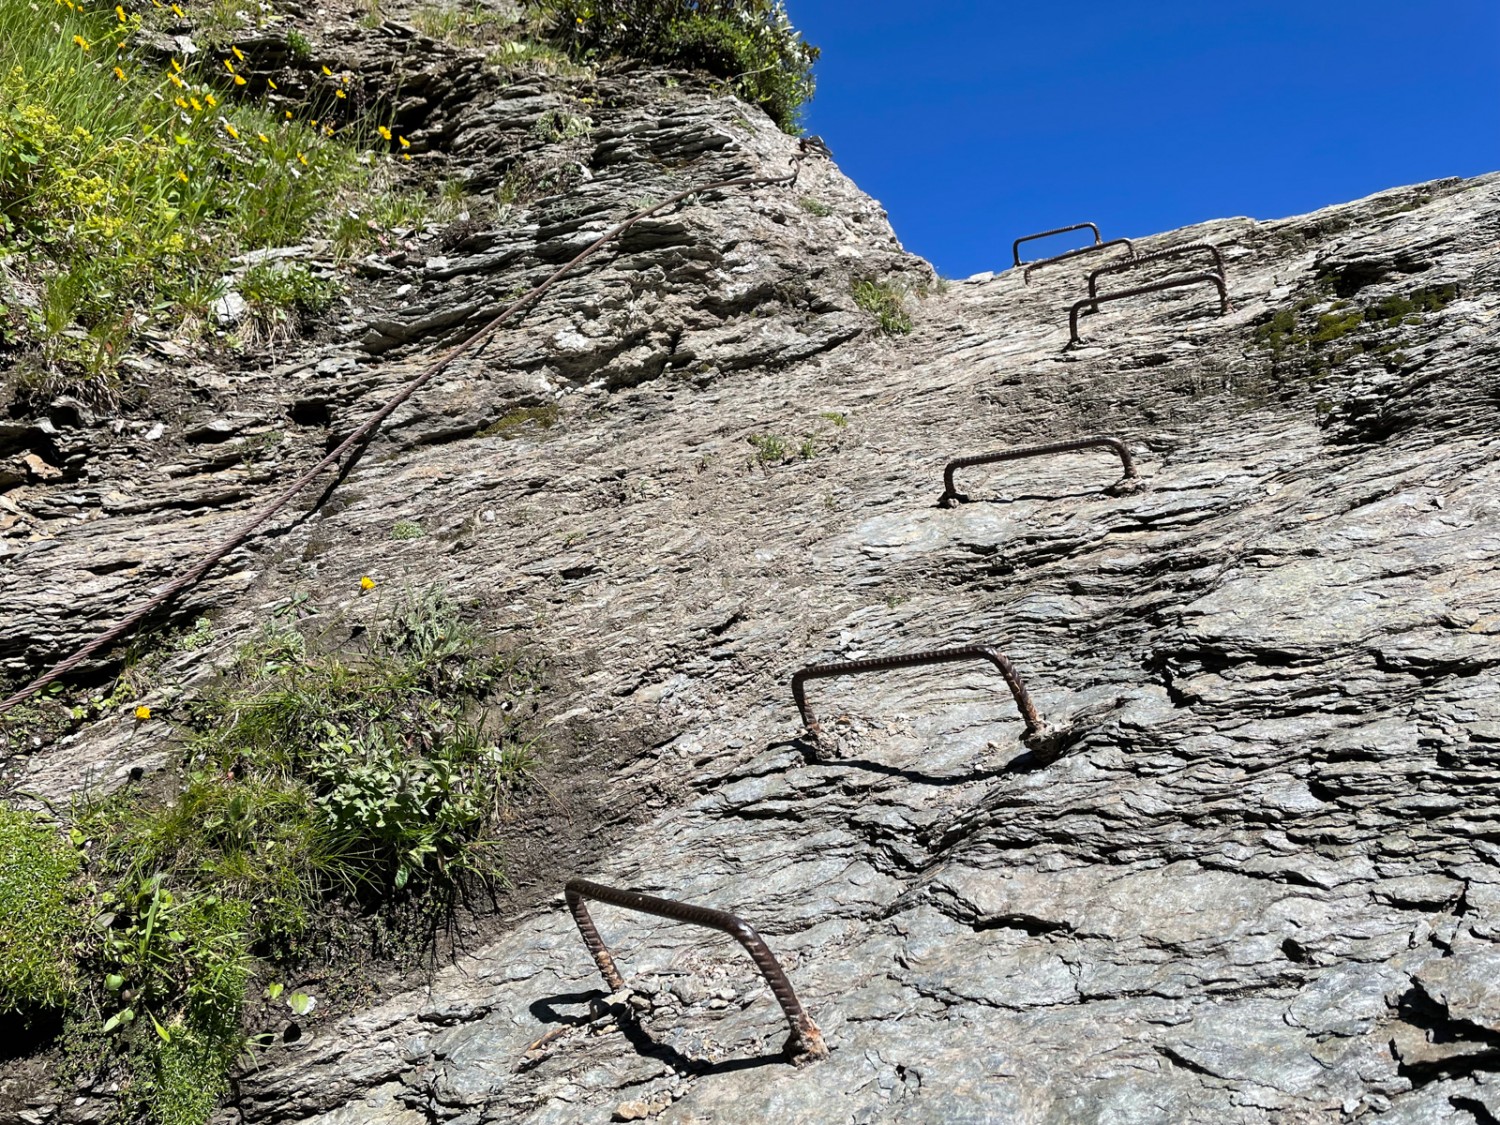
[788, 1, 1499, 277]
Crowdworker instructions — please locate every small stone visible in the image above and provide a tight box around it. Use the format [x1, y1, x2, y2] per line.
[211, 290, 246, 326]
[612, 1101, 651, 1121]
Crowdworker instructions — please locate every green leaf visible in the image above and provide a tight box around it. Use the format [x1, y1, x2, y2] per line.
[102, 1007, 135, 1033]
[265, 982, 284, 1000]
[286, 991, 316, 1016]
[104, 973, 126, 991]
[150, 1012, 172, 1043]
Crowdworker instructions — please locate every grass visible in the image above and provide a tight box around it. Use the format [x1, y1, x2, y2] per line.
[852, 278, 912, 336]
[478, 402, 561, 438]
[2, 587, 541, 1125]
[0, 807, 85, 1017]
[798, 196, 833, 217]
[0, 0, 415, 401]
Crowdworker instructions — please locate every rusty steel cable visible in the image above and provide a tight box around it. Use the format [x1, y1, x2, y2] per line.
[939, 436, 1141, 507]
[1023, 238, 1134, 284]
[1086, 242, 1226, 307]
[1068, 271, 1230, 345]
[563, 877, 829, 1063]
[0, 157, 805, 717]
[791, 643, 1044, 741]
[1012, 222, 1101, 267]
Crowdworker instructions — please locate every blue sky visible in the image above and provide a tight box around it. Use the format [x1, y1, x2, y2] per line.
[788, 1, 1499, 277]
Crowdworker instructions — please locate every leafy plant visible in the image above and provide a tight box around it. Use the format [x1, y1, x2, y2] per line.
[3, 587, 542, 1125]
[391, 519, 425, 540]
[534, 0, 818, 131]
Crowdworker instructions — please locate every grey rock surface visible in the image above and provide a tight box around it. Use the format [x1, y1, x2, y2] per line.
[3, 18, 1499, 1125]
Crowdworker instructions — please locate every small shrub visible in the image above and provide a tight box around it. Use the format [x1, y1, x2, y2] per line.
[534, 0, 818, 132]
[798, 196, 833, 217]
[238, 263, 341, 345]
[391, 519, 424, 540]
[853, 278, 912, 336]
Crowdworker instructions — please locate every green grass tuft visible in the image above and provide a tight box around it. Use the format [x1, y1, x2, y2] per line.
[0, 807, 85, 1017]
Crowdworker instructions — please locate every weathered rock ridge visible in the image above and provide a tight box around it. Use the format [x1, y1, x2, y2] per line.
[3, 23, 1500, 1124]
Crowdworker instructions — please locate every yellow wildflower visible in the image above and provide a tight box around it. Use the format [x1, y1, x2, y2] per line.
[223, 122, 239, 139]
[176, 169, 188, 181]
[360, 576, 376, 590]
[72, 34, 89, 50]
[171, 57, 182, 72]
[134, 705, 151, 720]
[335, 89, 346, 99]
[378, 125, 391, 140]
[342, 73, 349, 84]
[297, 151, 308, 165]
[224, 58, 235, 73]
[171, 3, 184, 15]
[205, 93, 217, 106]
[401, 153, 411, 161]
[398, 135, 410, 148]
[233, 74, 247, 86]
[169, 72, 183, 87]
[115, 5, 125, 20]
[267, 78, 278, 90]
[113, 66, 126, 80]
[189, 96, 202, 111]
[285, 110, 293, 119]
[257, 132, 269, 143]
[321, 65, 332, 76]
[175, 96, 187, 107]
[231, 45, 244, 60]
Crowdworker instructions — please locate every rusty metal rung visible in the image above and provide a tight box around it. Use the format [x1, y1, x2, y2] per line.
[1013, 222, 1101, 267]
[1086, 242, 1226, 306]
[1023, 238, 1134, 283]
[940, 437, 1139, 506]
[1069, 271, 1229, 345]
[563, 878, 828, 1063]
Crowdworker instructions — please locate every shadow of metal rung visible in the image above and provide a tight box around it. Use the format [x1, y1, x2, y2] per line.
[563, 878, 828, 1064]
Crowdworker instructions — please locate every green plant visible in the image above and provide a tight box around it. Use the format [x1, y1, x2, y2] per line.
[820, 410, 847, 428]
[798, 196, 832, 217]
[238, 262, 341, 346]
[749, 433, 788, 464]
[0, 0, 378, 399]
[285, 29, 313, 59]
[534, 0, 818, 132]
[0, 807, 85, 1016]
[411, 2, 512, 47]
[5, 588, 542, 1124]
[478, 402, 561, 438]
[532, 109, 593, 143]
[391, 519, 425, 540]
[852, 278, 912, 335]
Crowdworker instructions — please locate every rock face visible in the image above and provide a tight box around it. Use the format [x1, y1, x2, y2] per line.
[4, 16, 1500, 1124]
